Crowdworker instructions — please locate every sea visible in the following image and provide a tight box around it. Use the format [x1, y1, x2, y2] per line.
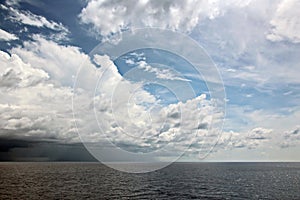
[0, 162, 299, 199]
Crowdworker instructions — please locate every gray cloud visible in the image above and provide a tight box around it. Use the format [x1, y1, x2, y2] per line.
[219, 128, 273, 150]
[79, 0, 251, 40]
[0, 138, 96, 161]
[280, 126, 300, 148]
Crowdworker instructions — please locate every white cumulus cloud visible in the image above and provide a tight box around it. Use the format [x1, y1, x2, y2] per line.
[0, 51, 49, 88]
[11, 35, 90, 86]
[0, 35, 97, 143]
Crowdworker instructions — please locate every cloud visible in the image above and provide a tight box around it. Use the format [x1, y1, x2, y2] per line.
[221, 127, 273, 150]
[74, 53, 227, 159]
[0, 28, 18, 41]
[123, 52, 191, 81]
[188, 0, 300, 90]
[78, 0, 300, 90]
[222, 65, 268, 86]
[0, 72, 76, 144]
[0, 35, 270, 160]
[8, 7, 68, 32]
[247, 127, 272, 140]
[0, 38, 89, 143]
[223, 102, 300, 153]
[281, 126, 300, 148]
[267, 0, 300, 43]
[246, 127, 272, 149]
[79, 0, 251, 40]
[11, 35, 90, 86]
[136, 60, 191, 82]
[0, 51, 49, 88]
[1, 0, 300, 163]
[1, 4, 69, 41]
[0, 138, 96, 161]
[5, 0, 44, 7]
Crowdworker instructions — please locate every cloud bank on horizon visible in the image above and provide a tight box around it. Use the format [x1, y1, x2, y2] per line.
[0, 0, 300, 161]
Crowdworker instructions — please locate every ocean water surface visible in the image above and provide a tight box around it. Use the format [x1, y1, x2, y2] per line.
[0, 162, 299, 199]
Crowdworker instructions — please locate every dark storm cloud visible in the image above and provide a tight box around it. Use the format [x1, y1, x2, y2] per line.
[0, 138, 96, 161]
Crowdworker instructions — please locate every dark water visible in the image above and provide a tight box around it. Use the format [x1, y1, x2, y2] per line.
[0, 162, 300, 199]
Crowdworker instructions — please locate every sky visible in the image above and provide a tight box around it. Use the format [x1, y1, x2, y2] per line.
[0, 0, 300, 163]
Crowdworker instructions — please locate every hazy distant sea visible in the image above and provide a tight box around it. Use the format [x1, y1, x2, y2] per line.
[0, 162, 299, 199]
